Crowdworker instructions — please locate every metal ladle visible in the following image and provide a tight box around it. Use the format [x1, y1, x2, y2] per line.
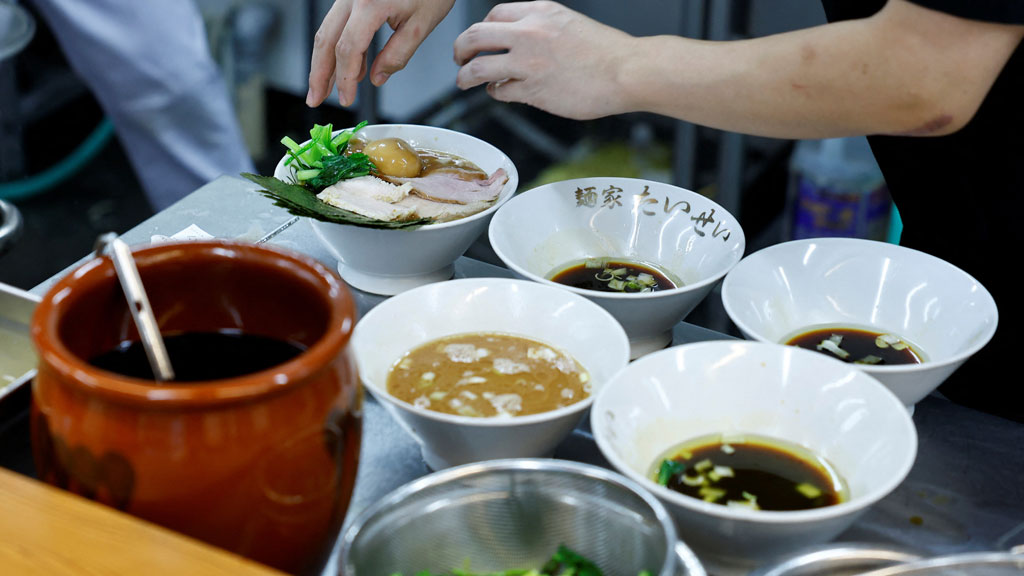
[94, 233, 175, 382]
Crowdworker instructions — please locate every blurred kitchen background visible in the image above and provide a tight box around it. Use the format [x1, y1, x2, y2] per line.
[0, 0, 897, 333]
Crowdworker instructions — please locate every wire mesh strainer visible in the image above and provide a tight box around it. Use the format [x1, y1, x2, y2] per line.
[341, 459, 705, 576]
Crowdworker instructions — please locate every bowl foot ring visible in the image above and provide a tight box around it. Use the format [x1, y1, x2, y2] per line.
[336, 262, 455, 296]
[627, 330, 674, 360]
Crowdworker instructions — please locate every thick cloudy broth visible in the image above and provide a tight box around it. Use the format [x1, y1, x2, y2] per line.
[386, 333, 590, 417]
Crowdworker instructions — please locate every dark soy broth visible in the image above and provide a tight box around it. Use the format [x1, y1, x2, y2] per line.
[653, 434, 847, 511]
[549, 258, 677, 293]
[786, 327, 923, 366]
[90, 330, 306, 382]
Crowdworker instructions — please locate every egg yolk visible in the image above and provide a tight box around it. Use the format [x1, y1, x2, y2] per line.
[363, 138, 422, 177]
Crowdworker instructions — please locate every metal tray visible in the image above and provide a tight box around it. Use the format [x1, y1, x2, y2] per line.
[0, 282, 38, 409]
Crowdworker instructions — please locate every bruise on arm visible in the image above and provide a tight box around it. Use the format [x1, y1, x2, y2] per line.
[888, 114, 955, 136]
[869, 0, 1024, 136]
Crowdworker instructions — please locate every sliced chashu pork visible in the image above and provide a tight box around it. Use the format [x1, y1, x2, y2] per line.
[380, 168, 508, 204]
[395, 195, 493, 223]
[317, 176, 417, 221]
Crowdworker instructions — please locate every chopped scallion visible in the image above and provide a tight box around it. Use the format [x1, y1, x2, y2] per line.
[699, 486, 726, 502]
[713, 465, 735, 478]
[817, 338, 850, 359]
[680, 473, 704, 487]
[795, 482, 823, 499]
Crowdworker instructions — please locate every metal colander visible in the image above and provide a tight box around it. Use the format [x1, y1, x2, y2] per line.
[341, 459, 705, 576]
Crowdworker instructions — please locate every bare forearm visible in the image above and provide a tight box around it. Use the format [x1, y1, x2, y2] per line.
[621, 4, 1022, 139]
[452, 1, 1021, 133]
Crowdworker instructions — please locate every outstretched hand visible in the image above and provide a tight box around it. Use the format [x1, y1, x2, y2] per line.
[453, 1, 636, 120]
[307, 0, 455, 107]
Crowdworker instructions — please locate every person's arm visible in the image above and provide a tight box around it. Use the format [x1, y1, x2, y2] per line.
[454, 0, 1024, 138]
[307, 0, 455, 107]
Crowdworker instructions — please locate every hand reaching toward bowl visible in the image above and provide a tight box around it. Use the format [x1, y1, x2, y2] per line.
[305, 0, 635, 120]
[453, 1, 636, 120]
[307, 0, 455, 107]
[309, 1, 1023, 140]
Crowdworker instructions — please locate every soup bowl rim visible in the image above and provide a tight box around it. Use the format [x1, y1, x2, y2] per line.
[273, 123, 520, 232]
[489, 176, 746, 301]
[353, 277, 631, 427]
[720, 237, 999, 374]
[592, 340, 919, 524]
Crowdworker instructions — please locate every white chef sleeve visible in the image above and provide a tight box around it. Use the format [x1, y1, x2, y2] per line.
[28, 0, 254, 210]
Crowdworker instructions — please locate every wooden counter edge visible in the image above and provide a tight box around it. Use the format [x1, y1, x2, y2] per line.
[0, 467, 288, 575]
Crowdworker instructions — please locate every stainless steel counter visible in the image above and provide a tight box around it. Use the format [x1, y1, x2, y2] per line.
[9, 175, 1024, 574]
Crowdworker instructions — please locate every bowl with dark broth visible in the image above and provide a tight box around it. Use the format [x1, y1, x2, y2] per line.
[350, 278, 630, 470]
[721, 238, 998, 408]
[270, 123, 518, 296]
[30, 240, 361, 576]
[489, 177, 745, 359]
[591, 340, 917, 571]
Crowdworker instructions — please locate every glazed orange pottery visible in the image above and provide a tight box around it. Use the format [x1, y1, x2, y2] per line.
[30, 240, 361, 576]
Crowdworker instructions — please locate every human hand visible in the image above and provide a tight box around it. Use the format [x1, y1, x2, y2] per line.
[307, 0, 455, 107]
[453, 1, 636, 120]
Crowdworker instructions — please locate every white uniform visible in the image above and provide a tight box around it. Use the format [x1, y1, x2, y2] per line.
[29, 0, 254, 210]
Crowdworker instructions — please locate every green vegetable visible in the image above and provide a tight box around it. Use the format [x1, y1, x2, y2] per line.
[542, 544, 603, 576]
[280, 120, 371, 191]
[389, 545, 651, 576]
[244, 120, 430, 227]
[240, 173, 430, 230]
[656, 459, 687, 486]
[307, 152, 376, 189]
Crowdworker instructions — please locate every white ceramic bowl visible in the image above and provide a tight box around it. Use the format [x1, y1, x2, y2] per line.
[350, 278, 630, 470]
[721, 238, 998, 407]
[592, 340, 918, 571]
[274, 124, 518, 295]
[488, 177, 745, 359]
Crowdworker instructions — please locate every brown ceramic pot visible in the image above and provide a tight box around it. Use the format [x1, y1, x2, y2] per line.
[30, 240, 361, 576]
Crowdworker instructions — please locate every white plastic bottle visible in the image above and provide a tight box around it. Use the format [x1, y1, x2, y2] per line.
[786, 136, 893, 241]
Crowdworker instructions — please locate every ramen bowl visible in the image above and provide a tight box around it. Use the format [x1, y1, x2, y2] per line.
[592, 341, 917, 571]
[273, 124, 518, 296]
[350, 277, 630, 470]
[489, 177, 745, 359]
[30, 240, 361, 575]
[721, 238, 998, 407]
[342, 459, 706, 576]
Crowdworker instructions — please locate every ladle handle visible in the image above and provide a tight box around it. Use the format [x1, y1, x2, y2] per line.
[99, 235, 176, 382]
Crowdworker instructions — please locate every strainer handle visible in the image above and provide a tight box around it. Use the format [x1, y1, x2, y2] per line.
[674, 542, 708, 576]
